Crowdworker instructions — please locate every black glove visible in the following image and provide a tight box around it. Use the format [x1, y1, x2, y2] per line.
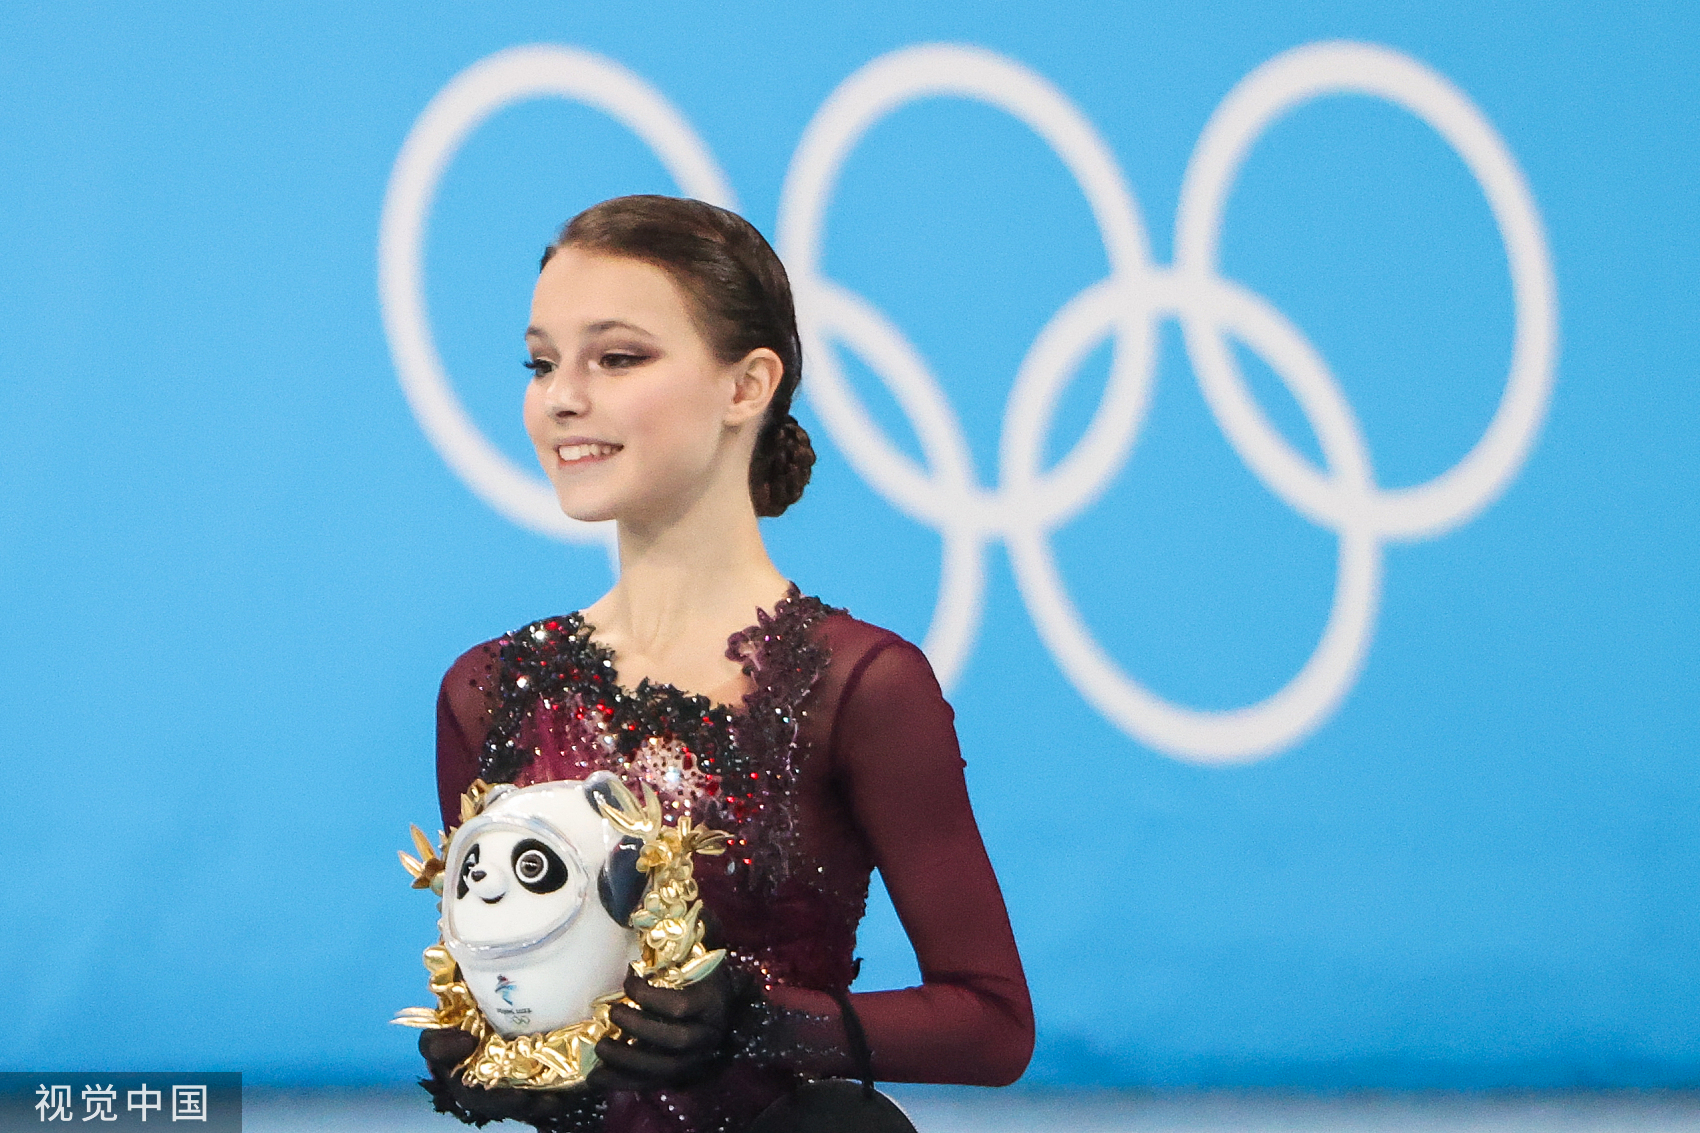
[587, 963, 743, 1091]
[418, 1028, 604, 1129]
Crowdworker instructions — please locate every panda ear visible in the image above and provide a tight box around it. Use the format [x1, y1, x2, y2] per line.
[585, 773, 646, 924]
[598, 837, 646, 926]
[582, 771, 621, 818]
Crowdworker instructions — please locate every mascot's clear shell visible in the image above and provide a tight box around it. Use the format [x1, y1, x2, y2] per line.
[440, 772, 645, 1038]
[396, 771, 727, 1088]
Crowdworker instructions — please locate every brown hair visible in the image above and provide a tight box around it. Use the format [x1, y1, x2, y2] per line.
[540, 195, 814, 518]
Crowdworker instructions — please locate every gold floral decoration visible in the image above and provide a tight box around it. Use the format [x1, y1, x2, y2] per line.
[392, 777, 728, 1089]
[397, 825, 446, 893]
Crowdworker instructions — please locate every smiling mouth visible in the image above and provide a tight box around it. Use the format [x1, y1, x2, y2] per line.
[556, 442, 622, 465]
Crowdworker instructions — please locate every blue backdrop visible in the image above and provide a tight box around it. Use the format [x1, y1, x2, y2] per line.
[2, 0, 1696, 1088]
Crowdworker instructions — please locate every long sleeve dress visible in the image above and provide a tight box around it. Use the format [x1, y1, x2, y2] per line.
[433, 586, 1034, 1132]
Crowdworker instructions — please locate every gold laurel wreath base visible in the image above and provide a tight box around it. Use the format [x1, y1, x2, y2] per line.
[392, 778, 729, 1089]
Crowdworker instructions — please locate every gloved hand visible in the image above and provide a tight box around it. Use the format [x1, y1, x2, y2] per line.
[419, 1028, 524, 1125]
[587, 963, 743, 1091]
[418, 1028, 602, 1128]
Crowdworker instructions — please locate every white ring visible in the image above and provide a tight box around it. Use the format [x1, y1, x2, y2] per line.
[1173, 40, 1558, 541]
[1009, 270, 1383, 760]
[777, 43, 1160, 683]
[378, 44, 737, 542]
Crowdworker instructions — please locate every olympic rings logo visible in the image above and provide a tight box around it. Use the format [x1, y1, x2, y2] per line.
[379, 41, 1557, 765]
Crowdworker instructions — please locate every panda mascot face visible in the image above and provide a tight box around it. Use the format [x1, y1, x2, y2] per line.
[441, 771, 647, 1038]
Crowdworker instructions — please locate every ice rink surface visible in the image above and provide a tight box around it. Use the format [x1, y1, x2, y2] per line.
[243, 1087, 1700, 1132]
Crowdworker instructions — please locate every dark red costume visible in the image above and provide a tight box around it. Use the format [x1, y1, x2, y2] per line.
[435, 587, 1033, 1131]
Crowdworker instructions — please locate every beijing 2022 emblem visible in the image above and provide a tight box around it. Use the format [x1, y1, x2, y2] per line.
[394, 772, 729, 1088]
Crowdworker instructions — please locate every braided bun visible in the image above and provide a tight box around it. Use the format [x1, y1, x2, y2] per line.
[751, 415, 815, 518]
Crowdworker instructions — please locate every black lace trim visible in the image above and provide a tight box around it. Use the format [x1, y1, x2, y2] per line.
[477, 586, 841, 889]
[477, 608, 740, 786]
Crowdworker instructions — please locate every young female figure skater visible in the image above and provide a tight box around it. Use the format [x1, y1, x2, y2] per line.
[418, 195, 1032, 1131]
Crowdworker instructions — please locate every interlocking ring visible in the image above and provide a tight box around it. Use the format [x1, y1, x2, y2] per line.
[380, 40, 1557, 764]
[377, 45, 737, 544]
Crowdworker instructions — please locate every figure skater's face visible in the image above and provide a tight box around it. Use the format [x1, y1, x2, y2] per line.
[522, 246, 774, 525]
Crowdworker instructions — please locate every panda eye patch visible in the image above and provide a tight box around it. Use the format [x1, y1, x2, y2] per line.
[456, 842, 482, 900]
[511, 839, 568, 894]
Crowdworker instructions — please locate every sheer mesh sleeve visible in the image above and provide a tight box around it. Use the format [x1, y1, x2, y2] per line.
[435, 641, 499, 833]
[758, 636, 1035, 1086]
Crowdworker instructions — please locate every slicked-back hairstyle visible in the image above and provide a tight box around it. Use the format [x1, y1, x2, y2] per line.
[541, 195, 814, 517]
